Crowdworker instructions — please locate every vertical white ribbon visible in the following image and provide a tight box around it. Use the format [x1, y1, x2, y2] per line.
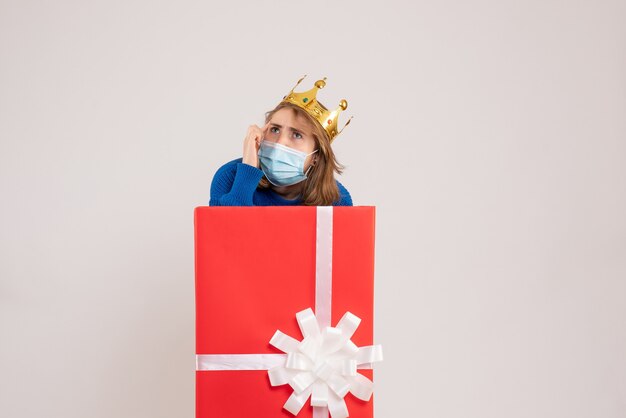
[314, 206, 334, 418]
[315, 206, 333, 329]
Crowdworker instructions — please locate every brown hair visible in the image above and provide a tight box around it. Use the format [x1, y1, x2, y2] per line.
[257, 102, 346, 206]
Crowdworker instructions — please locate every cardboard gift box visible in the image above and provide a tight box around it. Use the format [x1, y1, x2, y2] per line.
[194, 206, 381, 418]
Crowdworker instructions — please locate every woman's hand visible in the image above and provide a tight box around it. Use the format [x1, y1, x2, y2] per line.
[242, 122, 270, 168]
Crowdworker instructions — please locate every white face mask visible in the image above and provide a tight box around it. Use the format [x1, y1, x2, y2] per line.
[258, 140, 318, 187]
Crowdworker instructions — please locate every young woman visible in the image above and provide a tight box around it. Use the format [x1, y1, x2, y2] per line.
[209, 78, 352, 206]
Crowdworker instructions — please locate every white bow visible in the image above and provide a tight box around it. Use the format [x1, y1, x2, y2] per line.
[268, 308, 383, 418]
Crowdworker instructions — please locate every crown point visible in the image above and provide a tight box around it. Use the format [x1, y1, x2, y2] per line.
[315, 79, 326, 89]
[339, 99, 348, 110]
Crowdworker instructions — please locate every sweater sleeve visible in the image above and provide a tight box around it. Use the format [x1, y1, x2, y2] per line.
[334, 181, 353, 206]
[209, 159, 265, 206]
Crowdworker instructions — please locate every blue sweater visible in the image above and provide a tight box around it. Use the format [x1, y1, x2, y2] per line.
[209, 158, 353, 206]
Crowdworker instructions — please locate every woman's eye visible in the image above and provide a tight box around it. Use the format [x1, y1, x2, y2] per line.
[293, 132, 303, 139]
[270, 127, 279, 134]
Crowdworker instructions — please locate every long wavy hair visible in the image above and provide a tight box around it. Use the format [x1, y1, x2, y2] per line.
[257, 102, 346, 206]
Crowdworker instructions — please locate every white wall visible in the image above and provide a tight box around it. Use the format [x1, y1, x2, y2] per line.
[1, 0, 625, 417]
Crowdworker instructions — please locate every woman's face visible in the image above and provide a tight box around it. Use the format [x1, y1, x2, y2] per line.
[265, 108, 318, 169]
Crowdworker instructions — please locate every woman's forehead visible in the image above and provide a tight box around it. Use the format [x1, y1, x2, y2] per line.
[270, 108, 312, 132]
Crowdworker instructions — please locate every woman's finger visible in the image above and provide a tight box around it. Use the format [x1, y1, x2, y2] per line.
[258, 122, 270, 141]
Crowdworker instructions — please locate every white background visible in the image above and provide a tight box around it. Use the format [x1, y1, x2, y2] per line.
[1, 0, 625, 417]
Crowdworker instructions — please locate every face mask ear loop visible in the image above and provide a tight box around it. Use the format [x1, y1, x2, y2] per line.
[305, 149, 319, 177]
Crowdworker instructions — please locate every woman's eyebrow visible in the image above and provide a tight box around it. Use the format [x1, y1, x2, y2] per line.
[270, 123, 307, 135]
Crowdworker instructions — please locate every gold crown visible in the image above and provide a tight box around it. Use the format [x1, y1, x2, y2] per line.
[280, 75, 352, 143]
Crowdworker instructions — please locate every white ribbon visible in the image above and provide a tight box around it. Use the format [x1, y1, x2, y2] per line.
[196, 353, 286, 370]
[196, 206, 383, 418]
[315, 205, 333, 329]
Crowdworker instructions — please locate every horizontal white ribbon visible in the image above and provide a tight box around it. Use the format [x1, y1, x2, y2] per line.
[196, 354, 286, 370]
[196, 353, 375, 372]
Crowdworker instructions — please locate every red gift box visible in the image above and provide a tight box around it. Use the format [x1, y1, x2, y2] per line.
[194, 206, 381, 418]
